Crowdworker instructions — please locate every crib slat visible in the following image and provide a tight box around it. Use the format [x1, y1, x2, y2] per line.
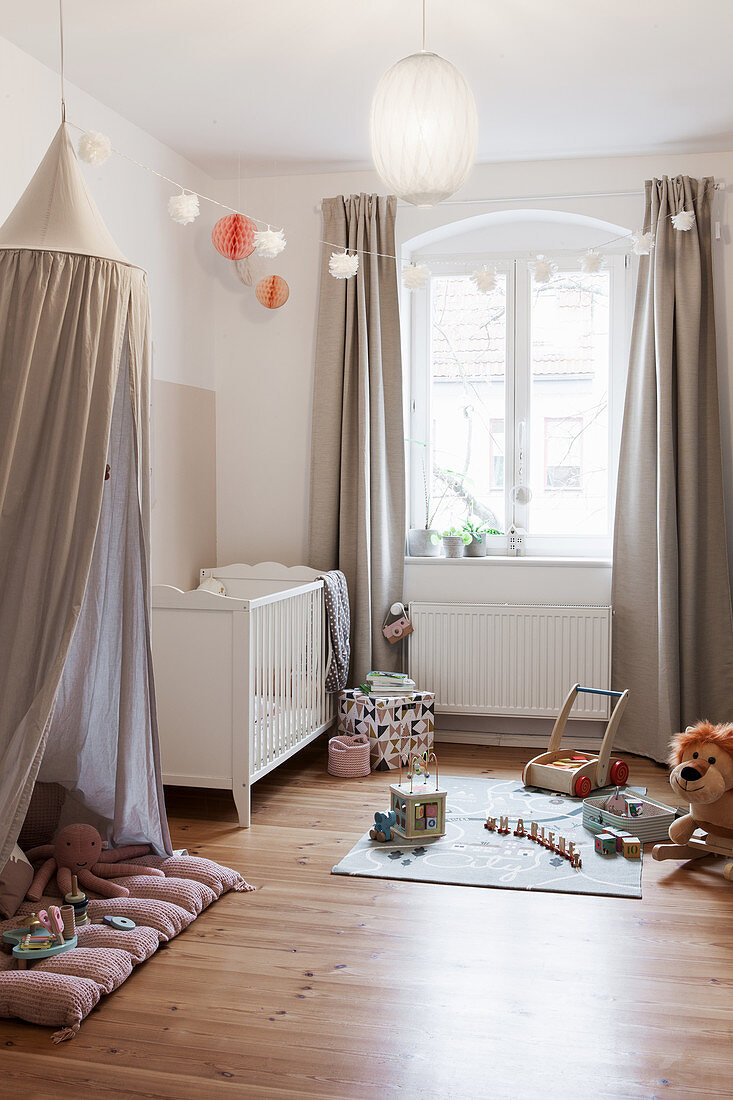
[294, 593, 301, 748]
[310, 589, 317, 733]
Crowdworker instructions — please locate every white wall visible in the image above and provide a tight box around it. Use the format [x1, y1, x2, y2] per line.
[0, 35, 219, 391]
[0, 36, 220, 584]
[213, 150, 733, 609]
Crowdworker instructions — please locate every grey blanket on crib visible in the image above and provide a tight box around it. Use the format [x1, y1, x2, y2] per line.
[318, 570, 350, 693]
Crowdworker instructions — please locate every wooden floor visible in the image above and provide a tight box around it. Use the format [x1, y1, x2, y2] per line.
[1, 742, 731, 1099]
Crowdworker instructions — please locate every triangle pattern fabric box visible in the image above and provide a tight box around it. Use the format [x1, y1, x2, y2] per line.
[338, 689, 435, 771]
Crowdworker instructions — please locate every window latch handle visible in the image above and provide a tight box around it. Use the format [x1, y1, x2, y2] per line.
[513, 420, 532, 502]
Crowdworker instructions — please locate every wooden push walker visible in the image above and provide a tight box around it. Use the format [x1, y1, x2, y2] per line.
[522, 684, 630, 798]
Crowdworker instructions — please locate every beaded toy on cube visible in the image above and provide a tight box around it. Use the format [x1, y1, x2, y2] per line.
[387, 752, 446, 841]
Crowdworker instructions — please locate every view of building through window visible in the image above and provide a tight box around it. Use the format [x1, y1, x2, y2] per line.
[429, 272, 508, 533]
[424, 264, 613, 543]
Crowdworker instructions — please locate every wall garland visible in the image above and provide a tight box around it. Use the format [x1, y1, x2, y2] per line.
[72, 124, 290, 309]
[322, 218, 673, 292]
[72, 124, 713, 302]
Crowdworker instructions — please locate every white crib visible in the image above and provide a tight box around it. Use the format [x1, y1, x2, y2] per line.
[151, 562, 335, 826]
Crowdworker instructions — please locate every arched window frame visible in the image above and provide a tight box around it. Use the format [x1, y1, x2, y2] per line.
[403, 210, 633, 559]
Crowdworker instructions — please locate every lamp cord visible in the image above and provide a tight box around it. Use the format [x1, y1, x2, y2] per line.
[421, 0, 427, 51]
[59, 0, 66, 121]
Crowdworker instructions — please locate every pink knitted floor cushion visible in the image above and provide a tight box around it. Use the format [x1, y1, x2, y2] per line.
[0, 854, 253, 1041]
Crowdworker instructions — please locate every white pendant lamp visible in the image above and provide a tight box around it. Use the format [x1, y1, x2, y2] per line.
[370, 0, 478, 208]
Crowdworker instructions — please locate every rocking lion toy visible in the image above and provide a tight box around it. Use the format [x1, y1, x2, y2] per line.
[653, 720, 733, 879]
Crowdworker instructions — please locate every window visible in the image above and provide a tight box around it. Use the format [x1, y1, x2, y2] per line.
[407, 251, 629, 556]
[489, 418, 505, 489]
[544, 417, 582, 490]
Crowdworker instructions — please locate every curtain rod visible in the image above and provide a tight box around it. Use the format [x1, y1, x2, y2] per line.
[315, 182, 725, 214]
[398, 183, 725, 207]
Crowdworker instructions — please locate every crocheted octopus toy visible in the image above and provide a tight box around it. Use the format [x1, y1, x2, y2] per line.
[25, 822, 165, 901]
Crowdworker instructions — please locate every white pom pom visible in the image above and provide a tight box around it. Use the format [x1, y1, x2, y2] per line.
[580, 250, 604, 274]
[631, 231, 654, 256]
[471, 265, 498, 294]
[254, 227, 286, 258]
[402, 263, 430, 290]
[671, 210, 695, 231]
[78, 131, 112, 166]
[233, 256, 265, 287]
[167, 191, 200, 225]
[329, 251, 359, 279]
[530, 255, 557, 285]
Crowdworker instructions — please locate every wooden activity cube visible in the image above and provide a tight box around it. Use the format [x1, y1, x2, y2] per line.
[389, 781, 446, 840]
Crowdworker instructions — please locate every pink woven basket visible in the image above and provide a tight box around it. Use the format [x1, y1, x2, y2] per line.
[328, 734, 371, 777]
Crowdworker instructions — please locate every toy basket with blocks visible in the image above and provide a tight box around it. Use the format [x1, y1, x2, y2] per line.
[522, 684, 630, 797]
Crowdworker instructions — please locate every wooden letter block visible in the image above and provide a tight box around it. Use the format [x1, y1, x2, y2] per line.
[595, 832, 616, 856]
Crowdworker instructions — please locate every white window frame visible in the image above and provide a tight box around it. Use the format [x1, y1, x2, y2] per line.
[407, 250, 630, 559]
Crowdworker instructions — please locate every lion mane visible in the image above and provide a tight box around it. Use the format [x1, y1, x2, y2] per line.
[668, 720, 733, 767]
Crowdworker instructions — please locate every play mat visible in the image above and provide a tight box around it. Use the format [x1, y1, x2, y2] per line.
[333, 777, 645, 898]
[0, 853, 252, 1041]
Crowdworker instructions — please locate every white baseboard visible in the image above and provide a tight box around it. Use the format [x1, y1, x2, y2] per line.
[435, 729, 603, 749]
[434, 713, 605, 749]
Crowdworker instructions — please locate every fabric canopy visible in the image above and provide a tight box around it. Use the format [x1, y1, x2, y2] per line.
[0, 124, 171, 866]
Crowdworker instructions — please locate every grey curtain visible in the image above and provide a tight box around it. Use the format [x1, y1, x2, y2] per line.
[612, 176, 733, 761]
[0, 125, 171, 867]
[308, 194, 405, 685]
[0, 250, 171, 866]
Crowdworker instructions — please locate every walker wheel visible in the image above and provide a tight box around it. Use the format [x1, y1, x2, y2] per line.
[609, 759, 630, 785]
[574, 776, 592, 799]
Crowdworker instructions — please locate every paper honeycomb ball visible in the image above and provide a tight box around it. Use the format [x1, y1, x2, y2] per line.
[255, 275, 289, 309]
[233, 256, 264, 287]
[211, 213, 256, 260]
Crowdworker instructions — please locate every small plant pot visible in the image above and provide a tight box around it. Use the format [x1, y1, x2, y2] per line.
[464, 534, 487, 557]
[407, 528, 442, 557]
[442, 535, 466, 558]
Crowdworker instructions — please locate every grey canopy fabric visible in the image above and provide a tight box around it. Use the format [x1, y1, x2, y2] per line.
[612, 176, 733, 762]
[308, 194, 405, 685]
[0, 124, 171, 865]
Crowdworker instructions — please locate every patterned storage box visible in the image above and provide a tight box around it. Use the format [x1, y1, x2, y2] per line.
[338, 689, 435, 771]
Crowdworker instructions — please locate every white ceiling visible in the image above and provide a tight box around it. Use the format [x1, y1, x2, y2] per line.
[2, 0, 733, 180]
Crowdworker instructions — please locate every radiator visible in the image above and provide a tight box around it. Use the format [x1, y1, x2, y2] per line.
[407, 603, 612, 719]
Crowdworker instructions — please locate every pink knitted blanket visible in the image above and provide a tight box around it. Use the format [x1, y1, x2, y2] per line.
[0, 853, 253, 1041]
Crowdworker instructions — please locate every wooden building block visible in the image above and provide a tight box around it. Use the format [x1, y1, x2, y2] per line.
[595, 832, 616, 856]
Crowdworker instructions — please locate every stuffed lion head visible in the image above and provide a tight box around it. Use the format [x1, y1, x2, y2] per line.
[668, 721, 733, 806]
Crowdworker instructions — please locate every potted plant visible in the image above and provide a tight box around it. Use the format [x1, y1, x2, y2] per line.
[442, 526, 470, 558]
[462, 519, 503, 557]
[406, 461, 445, 557]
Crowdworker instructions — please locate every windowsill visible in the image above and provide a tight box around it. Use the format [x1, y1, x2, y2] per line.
[404, 556, 612, 568]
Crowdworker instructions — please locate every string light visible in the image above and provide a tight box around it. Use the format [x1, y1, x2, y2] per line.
[69, 122, 284, 234]
[319, 200, 704, 280]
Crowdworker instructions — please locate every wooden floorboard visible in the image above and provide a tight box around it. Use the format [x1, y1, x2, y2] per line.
[0, 741, 729, 1099]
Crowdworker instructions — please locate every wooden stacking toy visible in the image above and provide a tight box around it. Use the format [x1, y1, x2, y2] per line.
[64, 875, 89, 926]
[3, 907, 77, 969]
[60, 904, 76, 940]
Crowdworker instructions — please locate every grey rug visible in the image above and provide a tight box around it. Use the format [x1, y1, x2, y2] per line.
[332, 777, 644, 898]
